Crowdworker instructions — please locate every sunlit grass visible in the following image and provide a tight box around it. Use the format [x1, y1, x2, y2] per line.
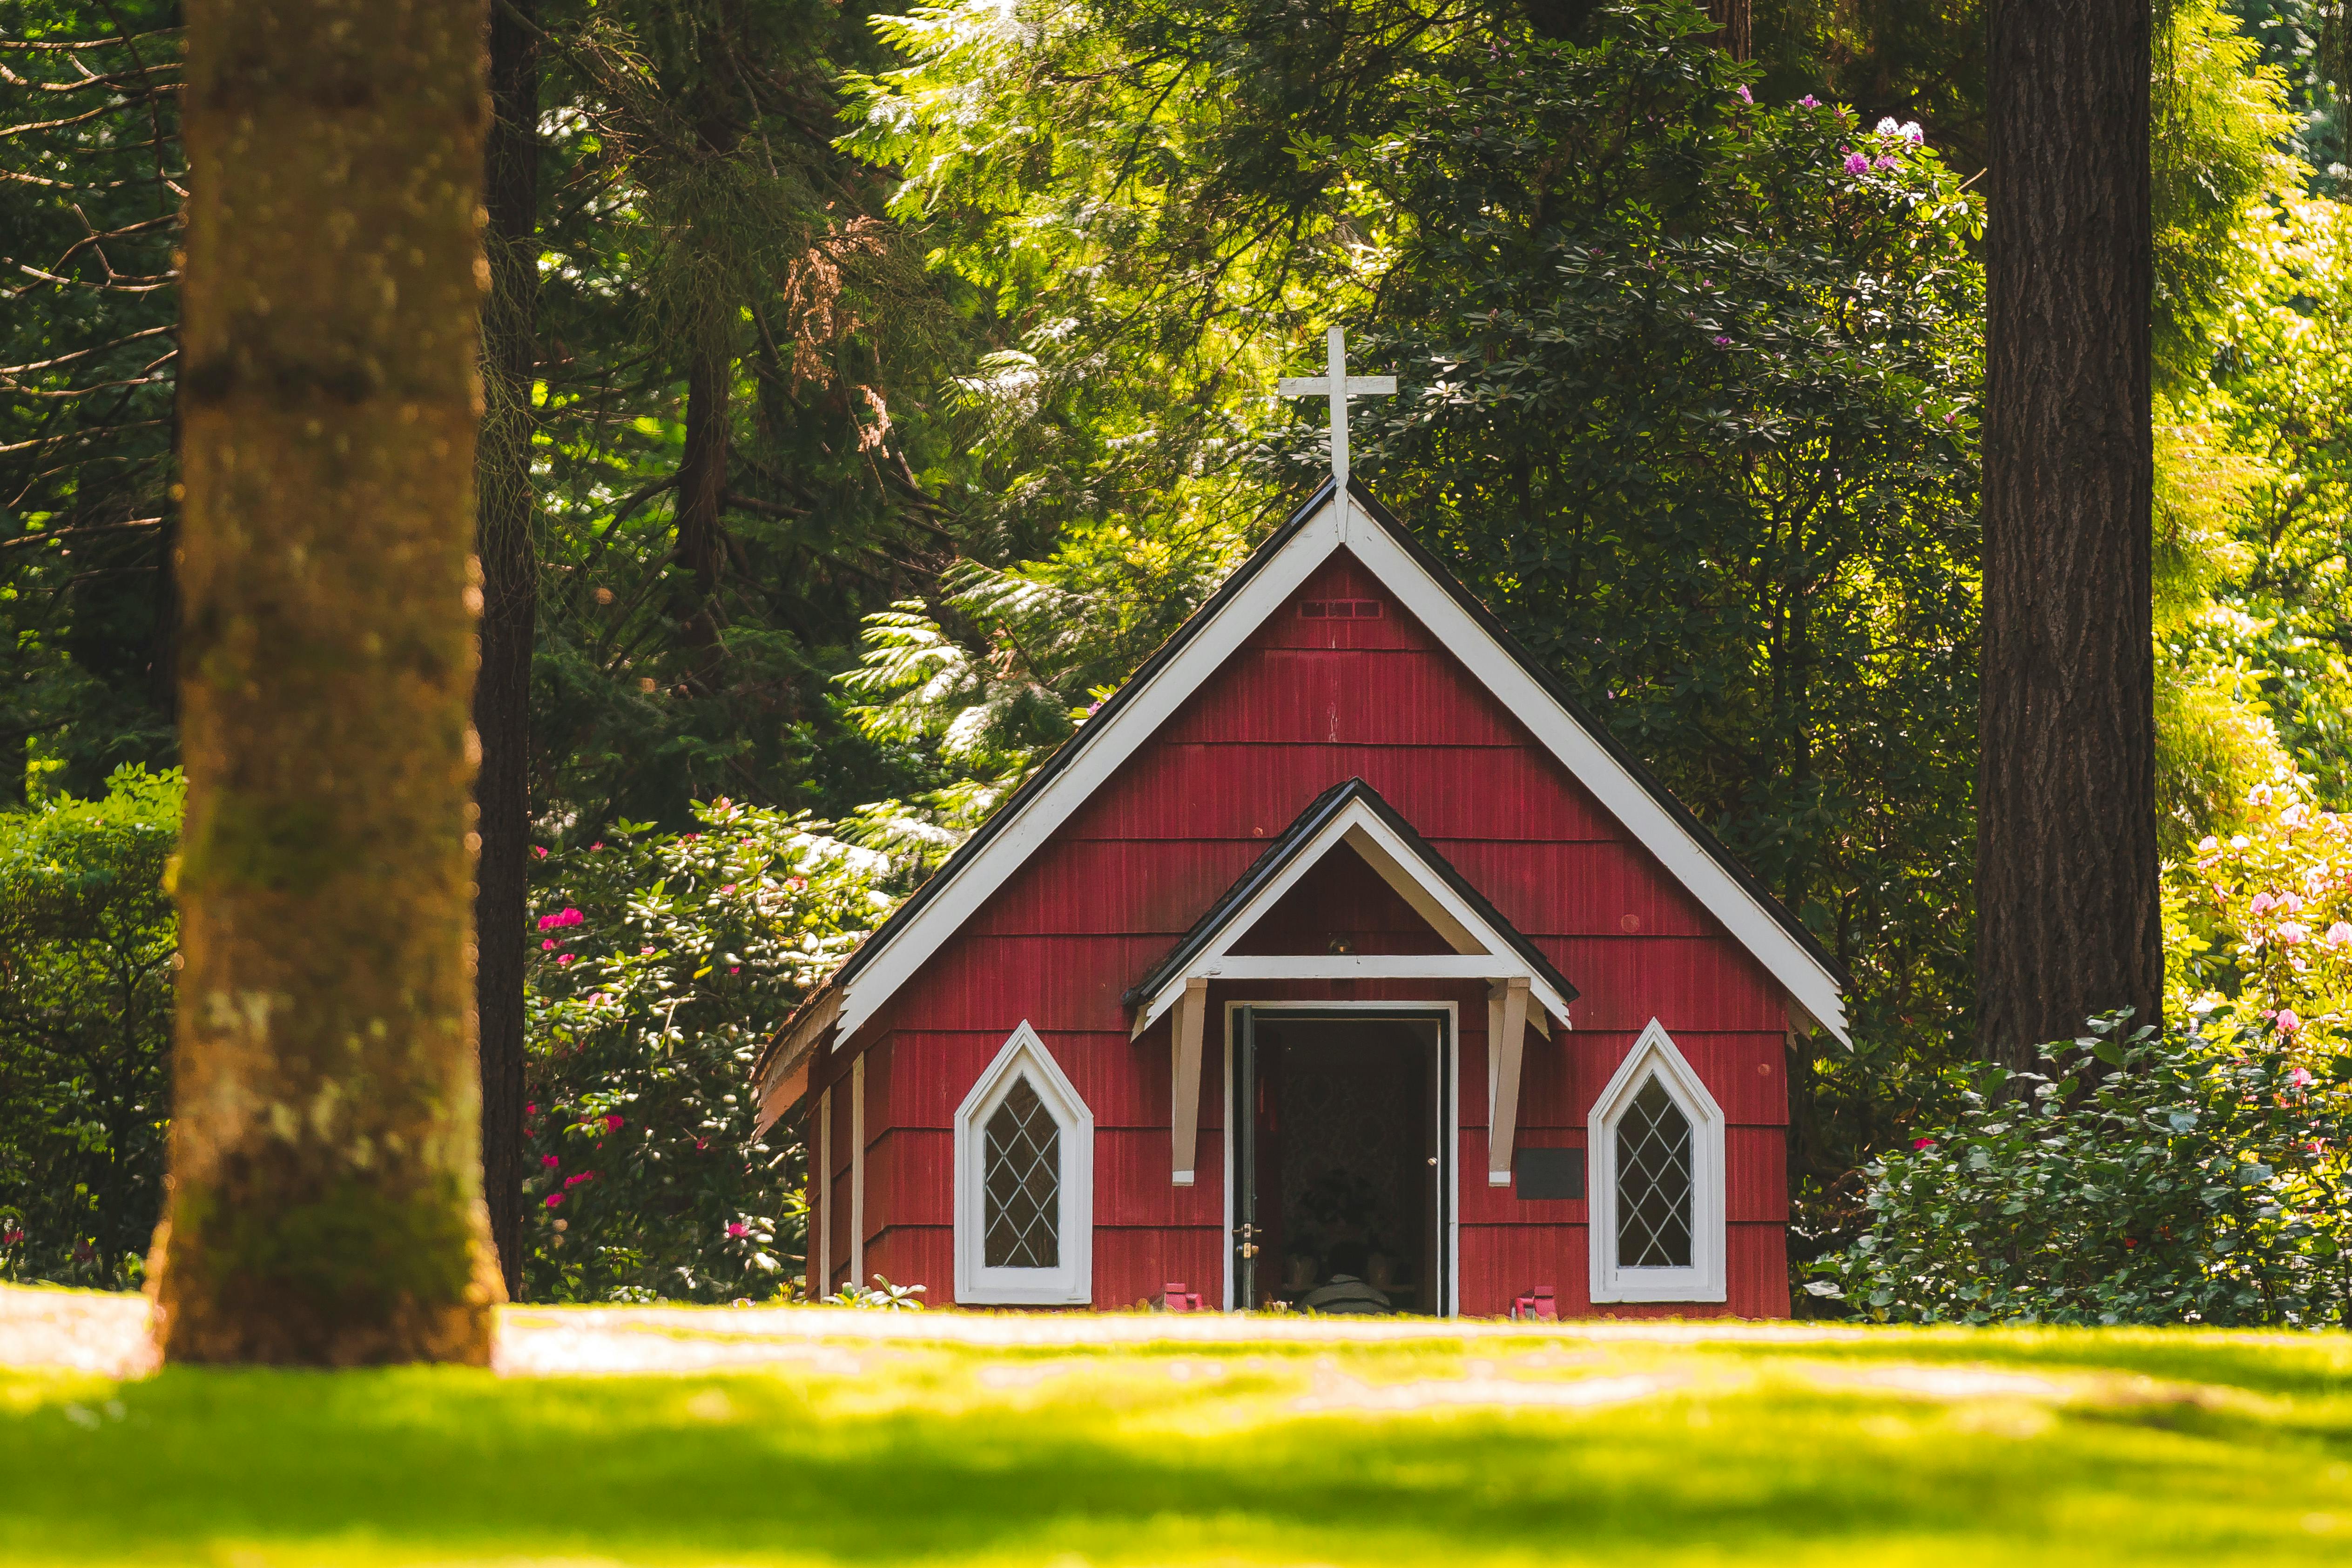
[4, 1308, 2352, 1566]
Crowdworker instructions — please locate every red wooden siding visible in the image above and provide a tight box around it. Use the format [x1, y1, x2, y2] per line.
[812, 546, 1796, 1318]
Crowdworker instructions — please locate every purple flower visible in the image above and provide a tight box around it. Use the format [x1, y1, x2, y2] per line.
[1874, 154, 1899, 170]
[1844, 151, 1870, 175]
[1736, 85, 1752, 104]
[1800, 94, 1821, 108]
[1712, 335, 1733, 348]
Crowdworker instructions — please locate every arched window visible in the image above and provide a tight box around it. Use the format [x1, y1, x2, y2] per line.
[955, 1022, 1093, 1304]
[1588, 1019, 1725, 1302]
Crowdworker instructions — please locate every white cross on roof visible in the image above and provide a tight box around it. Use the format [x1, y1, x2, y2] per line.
[1280, 326, 1395, 536]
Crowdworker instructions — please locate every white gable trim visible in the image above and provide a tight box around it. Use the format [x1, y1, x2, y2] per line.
[1587, 1018, 1727, 1304]
[1337, 514, 1848, 1043]
[1130, 796, 1572, 1032]
[829, 494, 1847, 1045]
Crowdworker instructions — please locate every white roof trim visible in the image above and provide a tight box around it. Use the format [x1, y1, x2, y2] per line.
[1130, 797, 1573, 1032]
[830, 494, 1849, 1045]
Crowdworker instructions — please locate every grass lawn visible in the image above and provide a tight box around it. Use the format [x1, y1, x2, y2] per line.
[5, 1288, 2352, 1566]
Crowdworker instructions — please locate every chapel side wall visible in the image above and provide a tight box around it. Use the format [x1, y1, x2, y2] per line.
[832, 547, 1800, 1317]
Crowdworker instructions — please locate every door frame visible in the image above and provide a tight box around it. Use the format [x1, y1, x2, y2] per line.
[1220, 999, 1460, 1316]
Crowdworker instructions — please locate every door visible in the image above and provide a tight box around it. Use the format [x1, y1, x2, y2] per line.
[1230, 1008, 1451, 1313]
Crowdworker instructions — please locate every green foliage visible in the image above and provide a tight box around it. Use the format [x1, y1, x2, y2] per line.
[0, 767, 179, 1287]
[518, 798, 903, 1302]
[0, 4, 184, 802]
[1818, 1012, 2352, 1326]
[2181, 195, 2352, 804]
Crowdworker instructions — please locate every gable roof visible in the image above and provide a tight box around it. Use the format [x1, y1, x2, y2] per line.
[757, 478, 1850, 1100]
[1122, 777, 1578, 1031]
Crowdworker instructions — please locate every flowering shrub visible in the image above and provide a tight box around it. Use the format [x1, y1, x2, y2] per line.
[1815, 1013, 2352, 1326]
[521, 799, 897, 1302]
[2169, 768, 2352, 1047]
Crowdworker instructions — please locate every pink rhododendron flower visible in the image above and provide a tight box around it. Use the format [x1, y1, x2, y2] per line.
[1874, 154, 1899, 169]
[641, 945, 655, 955]
[541, 1154, 561, 1168]
[2251, 892, 2277, 915]
[542, 938, 558, 951]
[2197, 835, 2220, 853]
[726, 1222, 750, 1238]
[1912, 1137, 1936, 1150]
[695, 1138, 710, 1151]
[533, 846, 548, 858]
[2290, 1066, 2315, 1088]
[557, 953, 573, 965]
[545, 1193, 564, 1208]
[604, 1113, 624, 1131]
[2328, 922, 2352, 947]
[1844, 151, 1870, 174]
[729, 966, 741, 975]
[719, 884, 735, 895]
[2277, 1009, 2303, 1035]
[2279, 922, 2310, 946]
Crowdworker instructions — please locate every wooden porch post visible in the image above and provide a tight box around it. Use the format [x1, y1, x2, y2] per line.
[1170, 978, 1209, 1184]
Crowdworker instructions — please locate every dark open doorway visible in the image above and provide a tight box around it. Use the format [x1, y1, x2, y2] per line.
[1232, 1009, 1450, 1314]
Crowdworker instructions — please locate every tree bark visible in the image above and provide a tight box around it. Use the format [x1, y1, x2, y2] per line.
[153, 0, 502, 1363]
[1977, 0, 2160, 1067]
[475, 0, 540, 1303]
[674, 352, 731, 688]
[1705, 0, 1752, 61]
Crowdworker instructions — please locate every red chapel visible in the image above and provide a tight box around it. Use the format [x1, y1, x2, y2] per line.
[753, 479, 1849, 1318]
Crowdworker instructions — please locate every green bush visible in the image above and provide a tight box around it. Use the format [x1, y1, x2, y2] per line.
[0, 766, 180, 1287]
[519, 799, 892, 1302]
[1816, 1013, 2352, 1326]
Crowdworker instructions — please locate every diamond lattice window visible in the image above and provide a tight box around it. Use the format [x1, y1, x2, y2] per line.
[983, 1076, 1061, 1269]
[1615, 1075, 1694, 1269]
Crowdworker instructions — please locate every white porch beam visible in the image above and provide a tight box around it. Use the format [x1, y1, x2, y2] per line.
[1169, 978, 1208, 1185]
[1487, 976, 1532, 1186]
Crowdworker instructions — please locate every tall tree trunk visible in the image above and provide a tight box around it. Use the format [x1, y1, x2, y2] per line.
[1977, 0, 2160, 1067]
[153, 0, 502, 1363]
[475, 0, 540, 1302]
[1705, 0, 1752, 61]
[674, 352, 730, 689]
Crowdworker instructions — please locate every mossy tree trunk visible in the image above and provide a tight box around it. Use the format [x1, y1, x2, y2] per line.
[153, 0, 503, 1364]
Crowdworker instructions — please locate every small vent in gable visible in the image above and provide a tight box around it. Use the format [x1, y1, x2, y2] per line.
[1300, 598, 1384, 620]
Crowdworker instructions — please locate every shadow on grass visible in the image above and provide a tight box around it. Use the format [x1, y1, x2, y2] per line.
[0, 1357, 2346, 1566]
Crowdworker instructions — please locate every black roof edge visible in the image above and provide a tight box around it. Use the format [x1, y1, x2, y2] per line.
[1121, 776, 1581, 1012]
[822, 471, 1847, 1009]
[828, 478, 1346, 991]
[1339, 479, 1854, 992]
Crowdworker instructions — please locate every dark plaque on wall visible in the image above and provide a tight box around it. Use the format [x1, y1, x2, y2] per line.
[1514, 1145, 1584, 1200]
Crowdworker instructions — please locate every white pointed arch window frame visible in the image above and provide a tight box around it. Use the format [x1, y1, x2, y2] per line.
[1587, 1018, 1726, 1304]
[954, 1021, 1094, 1306]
